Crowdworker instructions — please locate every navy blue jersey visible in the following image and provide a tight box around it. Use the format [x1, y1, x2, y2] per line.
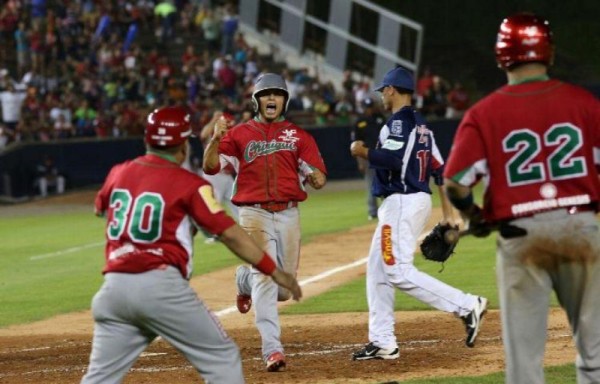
[367, 106, 444, 197]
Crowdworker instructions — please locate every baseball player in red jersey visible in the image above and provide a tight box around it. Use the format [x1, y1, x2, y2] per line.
[203, 73, 327, 372]
[444, 13, 600, 384]
[81, 106, 302, 384]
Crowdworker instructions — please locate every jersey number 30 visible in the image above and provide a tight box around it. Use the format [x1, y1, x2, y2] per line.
[503, 124, 587, 186]
[107, 189, 165, 243]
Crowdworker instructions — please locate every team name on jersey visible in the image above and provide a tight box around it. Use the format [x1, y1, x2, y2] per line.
[511, 194, 591, 216]
[244, 140, 297, 162]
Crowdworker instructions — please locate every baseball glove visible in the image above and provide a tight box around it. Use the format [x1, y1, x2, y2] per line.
[420, 223, 459, 263]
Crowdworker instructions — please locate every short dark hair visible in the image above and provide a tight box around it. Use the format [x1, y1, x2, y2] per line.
[146, 142, 184, 154]
[392, 86, 413, 95]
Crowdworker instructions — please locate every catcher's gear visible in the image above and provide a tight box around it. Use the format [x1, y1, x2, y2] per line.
[495, 12, 554, 70]
[145, 106, 192, 147]
[420, 223, 459, 263]
[251, 73, 290, 113]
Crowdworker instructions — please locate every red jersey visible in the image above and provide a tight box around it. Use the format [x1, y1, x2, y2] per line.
[95, 154, 236, 279]
[444, 79, 600, 221]
[207, 118, 327, 205]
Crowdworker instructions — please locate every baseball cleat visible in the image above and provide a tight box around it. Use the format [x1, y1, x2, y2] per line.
[265, 351, 286, 372]
[352, 342, 399, 360]
[236, 293, 252, 314]
[235, 265, 252, 314]
[462, 296, 488, 347]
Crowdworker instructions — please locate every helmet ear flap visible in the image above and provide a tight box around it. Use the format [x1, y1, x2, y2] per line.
[252, 96, 259, 113]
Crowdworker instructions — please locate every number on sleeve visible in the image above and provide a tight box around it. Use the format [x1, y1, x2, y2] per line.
[416, 150, 430, 182]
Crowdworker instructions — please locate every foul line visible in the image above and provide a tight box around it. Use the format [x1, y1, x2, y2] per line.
[29, 242, 105, 261]
[213, 257, 368, 317]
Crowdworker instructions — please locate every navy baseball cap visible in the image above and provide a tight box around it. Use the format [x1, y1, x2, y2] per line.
[373, 66, 415, 92]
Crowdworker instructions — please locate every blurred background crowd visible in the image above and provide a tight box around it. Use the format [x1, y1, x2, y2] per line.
[0, 0, 471, 151]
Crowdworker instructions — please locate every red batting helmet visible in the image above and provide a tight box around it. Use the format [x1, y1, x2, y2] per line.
[495, 12, 554, 70]
[145, 106, 192, 147]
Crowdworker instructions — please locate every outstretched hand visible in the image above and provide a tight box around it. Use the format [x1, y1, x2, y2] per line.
[271, 269, 302, 301]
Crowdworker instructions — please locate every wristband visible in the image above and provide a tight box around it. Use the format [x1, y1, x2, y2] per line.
[254, 252, 276, 276]
[448, 191, 474, 211]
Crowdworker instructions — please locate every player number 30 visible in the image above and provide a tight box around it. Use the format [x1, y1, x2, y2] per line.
[107, 189, 165, 242]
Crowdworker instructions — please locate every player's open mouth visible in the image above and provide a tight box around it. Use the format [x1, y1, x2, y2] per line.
[266, 103, 277, 113]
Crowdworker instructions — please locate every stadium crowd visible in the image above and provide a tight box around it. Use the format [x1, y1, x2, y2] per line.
[0, 0, 470, 150]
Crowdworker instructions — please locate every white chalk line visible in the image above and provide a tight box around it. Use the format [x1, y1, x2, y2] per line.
[213, 257, 368, 317]
[29, 241, 104, 260]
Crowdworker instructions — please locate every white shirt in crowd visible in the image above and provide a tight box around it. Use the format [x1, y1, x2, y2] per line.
[0, 90, 27, 123]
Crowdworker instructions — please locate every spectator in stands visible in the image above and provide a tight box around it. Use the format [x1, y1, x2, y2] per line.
[181, 43, 199, 74]
[354, 81, 371, 114]
[53, 112, 74, 139]
[445, 81, 470, 119]
[0, 81, 26, 138]
[28, 20, 44, 72]
[201, 8, 220, 52]
[333, 94, 354, 125]
[313, 94, 330, 125]
[14, 21, 29, 78]
[217, 58, 237, 99]
[342, 69, 356, 97]
[422, 75, 449, 119]
[416, 66, 434, 108]
[34, 154, 66, 197]
[154, 0, 177, 44]
[220, 3, 238, 55]
[73, 99, 97, 137]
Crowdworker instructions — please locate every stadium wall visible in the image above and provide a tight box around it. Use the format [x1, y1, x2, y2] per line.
[0, 120, 459, 200]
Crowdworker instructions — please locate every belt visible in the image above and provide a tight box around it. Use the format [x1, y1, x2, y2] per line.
[499, 203, 597, 239]
[564, 203, 596, 215]
[246, 201, 298, 213]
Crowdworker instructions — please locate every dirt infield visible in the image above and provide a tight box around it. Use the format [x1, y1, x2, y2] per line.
[0, 188, 575, 383]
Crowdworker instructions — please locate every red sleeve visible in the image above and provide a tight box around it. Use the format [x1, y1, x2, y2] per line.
[187, 180, 236, 235]
[298, 129, 327, 174]
[94, 165, 120, 216]
[443, 109, 486, 185]
[218, 125, 240, 157]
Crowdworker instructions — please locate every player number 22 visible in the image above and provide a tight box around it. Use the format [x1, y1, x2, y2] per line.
[108, 189, 165, 242]
[503, 124, 587, 186]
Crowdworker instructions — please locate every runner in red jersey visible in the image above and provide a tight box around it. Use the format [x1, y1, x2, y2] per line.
[81, 106, 302, 384]
[203, 73, 327, 372]
[444, 13, 600, 384]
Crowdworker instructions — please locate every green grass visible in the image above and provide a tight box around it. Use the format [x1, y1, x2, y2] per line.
[397, 363, 576, 383]
[283, 234, 500, 314]
[0, 188, 368, 327]
[0, 184, 579, 382]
